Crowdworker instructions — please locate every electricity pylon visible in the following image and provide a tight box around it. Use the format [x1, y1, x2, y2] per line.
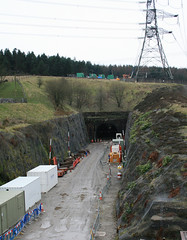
[134, 0, 174, 80]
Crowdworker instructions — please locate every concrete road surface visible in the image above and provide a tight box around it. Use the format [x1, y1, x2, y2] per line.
[18, 142, 120, 240]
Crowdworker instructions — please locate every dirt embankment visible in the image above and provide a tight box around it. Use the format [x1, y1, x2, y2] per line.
[117, 85, 187, 240]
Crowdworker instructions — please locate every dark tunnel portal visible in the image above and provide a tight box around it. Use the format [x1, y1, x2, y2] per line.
[96, 123, 117, 140]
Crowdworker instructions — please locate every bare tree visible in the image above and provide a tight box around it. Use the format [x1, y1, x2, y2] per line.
[66, 81, 74, 106]
[74, 82, 90, 110]
[110, 82, 125, 108]
[45, 78, 69, 109]
[95, 86, 106, 111]
[37, 77, 43, 88]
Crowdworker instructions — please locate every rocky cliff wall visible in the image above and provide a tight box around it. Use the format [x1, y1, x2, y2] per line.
[0, 113, 89, 184]
[117, 86, 187, 240]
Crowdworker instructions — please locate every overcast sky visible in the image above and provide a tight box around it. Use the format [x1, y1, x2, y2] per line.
[0, 0, 187, 68]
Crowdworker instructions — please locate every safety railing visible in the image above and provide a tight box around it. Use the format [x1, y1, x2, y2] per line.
[90, 204, 100, 240]
[89, 168, 111, 240]
[0, 203, 43, 240]
[102, 178, 111, 197]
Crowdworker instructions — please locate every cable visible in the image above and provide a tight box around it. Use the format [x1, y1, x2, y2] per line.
[0, 13, 140, 26]
[181, 0, 187, 50]
[156, 0, 182, 9]
[172, 33, 187, 57]
[0, 31, 139, 39]
[0, 22, 142, 31]
[83, 0, 143, 3]
[17, 0, 143, 11]
[17, 0, 143, 5]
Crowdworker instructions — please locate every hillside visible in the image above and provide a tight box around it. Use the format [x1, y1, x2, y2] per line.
[117, 85, 187, 240]
[0, 76, 166, 184]
[0, 76, 170, 129]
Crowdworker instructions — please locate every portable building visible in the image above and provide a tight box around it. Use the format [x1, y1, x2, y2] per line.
[27, 165, 58, 193]
[76, 73, 84, 78]
[89, 74, 97, 79]
[107, 74, 114, 80]
[0, 190, 25, 235]
[98, 74, 105, 79]
[0, 177, 41, 211]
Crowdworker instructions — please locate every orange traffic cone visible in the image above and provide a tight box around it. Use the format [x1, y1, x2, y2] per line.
[99, 191, 102, 200]
[41, 203, 45, 212]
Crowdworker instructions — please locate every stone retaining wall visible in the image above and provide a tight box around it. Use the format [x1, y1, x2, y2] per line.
[0, 98, 27, 103]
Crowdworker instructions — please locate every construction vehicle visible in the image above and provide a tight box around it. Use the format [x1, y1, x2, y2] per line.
[109, 133, 125, 163]
[122, 74, 131, 79]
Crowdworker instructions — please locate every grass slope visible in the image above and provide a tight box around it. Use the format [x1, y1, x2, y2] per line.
[0, 80, 24, 99]
[0, 76, 176, 130]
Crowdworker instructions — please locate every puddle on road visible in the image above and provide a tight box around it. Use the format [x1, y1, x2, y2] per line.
[40, 220, 51, 229]
[55, 219, 68, 232]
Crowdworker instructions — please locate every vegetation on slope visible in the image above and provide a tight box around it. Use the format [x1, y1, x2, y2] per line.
[117, 85, 187, 240]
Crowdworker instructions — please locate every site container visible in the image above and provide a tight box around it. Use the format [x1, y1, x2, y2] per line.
[0, 177, 41, 211]
[107, 74, 114, 79]
[76, 73, 84, 78]
[27, 165, 58, 193]
[98, 74, 105, 79]
[89, 73, 97, 79]
[0, 190, 25, 235]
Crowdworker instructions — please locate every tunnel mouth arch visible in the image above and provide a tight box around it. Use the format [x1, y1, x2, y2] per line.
[96, 123, 117, 140]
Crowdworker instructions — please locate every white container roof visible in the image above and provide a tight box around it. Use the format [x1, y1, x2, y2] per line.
[28, 165, 57, 173]
[0, 176, 40, 188]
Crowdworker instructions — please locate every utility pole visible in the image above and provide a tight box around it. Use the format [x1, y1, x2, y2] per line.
[135, 0, 176, 81]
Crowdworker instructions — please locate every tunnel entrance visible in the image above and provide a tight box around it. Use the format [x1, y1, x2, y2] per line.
[83, 111, 129, 141]
[96, 123, 117, 140]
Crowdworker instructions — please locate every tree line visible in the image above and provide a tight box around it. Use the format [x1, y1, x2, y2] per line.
[0, 48, 186, 84]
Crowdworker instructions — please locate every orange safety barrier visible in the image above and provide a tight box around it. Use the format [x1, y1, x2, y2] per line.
[73, 157, 80, 168]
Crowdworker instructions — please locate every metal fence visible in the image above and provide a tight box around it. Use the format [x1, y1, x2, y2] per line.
[0, 203, 43, 240]
[89, 170, 111, 240]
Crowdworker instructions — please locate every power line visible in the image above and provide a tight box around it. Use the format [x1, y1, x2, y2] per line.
[181, 0, 187, 51]
[86, 0, 144, 3]
[0, 13, 140, 26]
[78, 0, 144, 3]
[172, 33, 187, 57]
[0, 22, 142, 31]
[17, 0, 143, 11]
[0, 31, 139, 39]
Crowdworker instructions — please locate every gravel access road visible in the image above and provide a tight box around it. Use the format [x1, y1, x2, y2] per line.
[18, 142, 120, 240]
